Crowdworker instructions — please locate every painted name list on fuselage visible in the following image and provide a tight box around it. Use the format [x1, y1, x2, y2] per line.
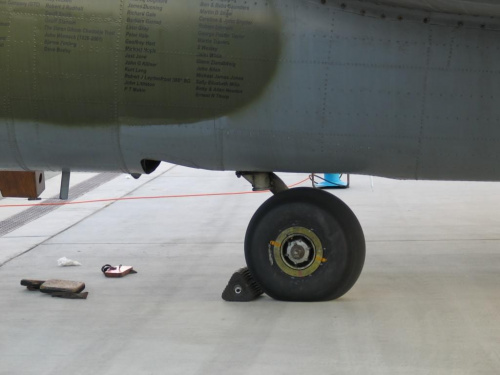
[0, 0, 281, 124]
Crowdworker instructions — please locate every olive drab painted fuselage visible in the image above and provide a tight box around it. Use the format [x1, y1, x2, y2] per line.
[1, 0, 500, 181]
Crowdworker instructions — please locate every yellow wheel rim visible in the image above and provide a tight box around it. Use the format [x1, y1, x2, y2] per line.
[271, 227, 325, 277]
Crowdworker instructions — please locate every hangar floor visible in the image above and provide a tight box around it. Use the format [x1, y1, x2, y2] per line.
[1, 164, 499, 374]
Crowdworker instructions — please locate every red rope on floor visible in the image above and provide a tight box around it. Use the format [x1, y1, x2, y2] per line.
[0, 177, 311, 208]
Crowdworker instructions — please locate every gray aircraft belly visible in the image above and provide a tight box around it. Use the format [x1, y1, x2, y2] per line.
[1, 0, 500, 181]
[378, 0, 500, 17]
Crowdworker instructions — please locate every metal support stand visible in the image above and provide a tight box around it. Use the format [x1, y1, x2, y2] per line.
[237, 172, 288, 195]
[59, 169, 71, 200]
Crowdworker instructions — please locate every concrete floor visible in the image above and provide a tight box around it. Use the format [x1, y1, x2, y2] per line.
[0, 164, 499, 374]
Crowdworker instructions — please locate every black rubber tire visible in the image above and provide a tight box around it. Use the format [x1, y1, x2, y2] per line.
[244, 187, 365, 302]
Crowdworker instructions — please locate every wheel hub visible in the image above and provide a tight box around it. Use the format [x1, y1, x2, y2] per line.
[271, 227, 324, 277]
[286, 239, 312, 266]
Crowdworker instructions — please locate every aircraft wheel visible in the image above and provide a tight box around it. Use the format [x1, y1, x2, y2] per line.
[244, 187, 365, 301]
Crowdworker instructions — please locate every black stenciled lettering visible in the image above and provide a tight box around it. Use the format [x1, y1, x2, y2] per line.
[195, 0, 251, 100]
[123, 0, 177, 94]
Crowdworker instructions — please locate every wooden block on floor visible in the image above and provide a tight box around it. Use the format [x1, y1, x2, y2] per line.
[0, 171, 45, 199]
[39, 280, 85, 294]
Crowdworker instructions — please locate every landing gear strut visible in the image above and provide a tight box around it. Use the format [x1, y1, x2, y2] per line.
[234, 173, 365, 302]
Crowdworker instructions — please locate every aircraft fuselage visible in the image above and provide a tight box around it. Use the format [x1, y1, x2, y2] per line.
[1, 0, 499, 180]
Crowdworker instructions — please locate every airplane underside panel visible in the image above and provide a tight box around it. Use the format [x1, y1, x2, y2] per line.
[375, 0, 500, 17]
[1, 0, 500, 181]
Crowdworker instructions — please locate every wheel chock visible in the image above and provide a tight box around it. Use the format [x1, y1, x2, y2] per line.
[222, 267, 263, 302]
